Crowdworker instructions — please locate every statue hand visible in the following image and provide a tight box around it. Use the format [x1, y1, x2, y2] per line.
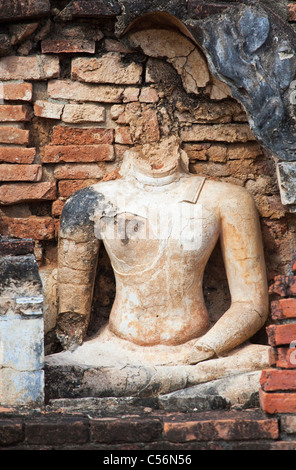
[186, 342, 215, 365]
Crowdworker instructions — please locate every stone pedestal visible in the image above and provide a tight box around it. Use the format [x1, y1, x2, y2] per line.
[0, 238, 44, 407]
[45, 325, 270, 410]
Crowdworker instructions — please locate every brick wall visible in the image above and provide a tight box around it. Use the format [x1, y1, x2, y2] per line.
[260, 254, 296, 414]
[0, 408, 287, 450]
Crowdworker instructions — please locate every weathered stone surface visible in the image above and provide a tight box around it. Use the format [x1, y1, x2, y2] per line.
[62, 104, 105, 123]
[45, 343, 269, 399]
[0, 253, 41, 295]
[180, 124, 256, 143]
[277, 162, 296, 206]
[34, 100, 64, 119]
[48, 79, 124, 103]
[159, 371, 262, 412]
[0, 249, 44, 407]
[117, 1, 296, 162]
[0, 369, 44, 407]
[128, 29, 210, 93]
[128, 28, 195, 59]
[0, 238, 34, 257]
[0, 56, 59, 80]
[71, 54, 143, 85]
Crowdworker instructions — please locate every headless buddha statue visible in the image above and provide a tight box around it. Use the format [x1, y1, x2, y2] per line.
[56, 137, 269, 366]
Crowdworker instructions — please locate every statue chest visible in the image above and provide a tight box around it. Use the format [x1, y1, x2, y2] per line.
[94, 192, 220, 275]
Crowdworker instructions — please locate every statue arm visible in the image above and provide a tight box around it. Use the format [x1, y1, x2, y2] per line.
[188, 186, 269, 364]
[56, 188, 101, 350]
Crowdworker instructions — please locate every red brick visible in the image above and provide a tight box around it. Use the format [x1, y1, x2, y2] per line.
[268, 347, 278, 367]
[271, 298, 296, 320]
[163, 415, 279, 442]
[61, 0, 120, 18]
[62, 103, 105, 124]
[259, 389, 296, 414]
[41, 39, 95, 54]
[187, 0, 229, 19]
[58, 179, 97, 197]
[0, 419, 24, 446]
[25, 417, 88, 446]
[0, 56, 59, 80]
[51, 126, 114, 145]
[0, 0, 50, 21]
[272, 441, 296, 450]
[139, 87, 159, 103]
[276, 347, 296, 369]
[288, 3, 296, 21]
[0, 164, 42, 182]
[90, 417, 162, 444]
[260, 369, 296, 391]
[269, 275, 296, 297]
[180, 124, 256, 143]
[0, 182, 56, 204]
[0, 127, 29, 145]
[43, 145, 114, 163]
[266, 324, 296, 347]
[48, 79, 124, 103]
[34, 100, 64, 119]
[72, 55, 143, 85]
[267, 324, 296, 347]
[0, 104, 33, 122]
[0, 147, 36, 163]
[292, 253, 296, 273]
[0, 82, 33, 101]
[114, 143, 129, 160]
[0, 216, 55, 240]
[54, 163, 105, 180]
[115, 127, 133, 144]
[0, 238, 34, 256]
[52, 199, 65, 217]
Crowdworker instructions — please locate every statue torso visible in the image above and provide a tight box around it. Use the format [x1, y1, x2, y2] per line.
[91, 174, 221, 346]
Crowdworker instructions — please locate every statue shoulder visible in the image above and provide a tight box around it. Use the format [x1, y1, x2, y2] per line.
[59, 181, 118, 240]
[202, 179, 256, 212]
